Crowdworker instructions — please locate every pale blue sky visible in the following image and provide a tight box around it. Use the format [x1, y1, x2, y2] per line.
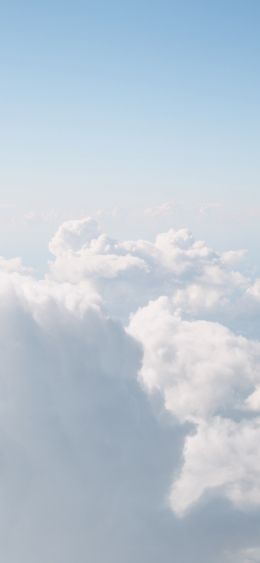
[0, 0, 259, 265]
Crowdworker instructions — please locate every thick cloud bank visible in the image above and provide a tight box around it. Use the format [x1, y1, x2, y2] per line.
[0, 273, 179, 562]
[1, 217, 260, 562]
[129, 297, 260, 516]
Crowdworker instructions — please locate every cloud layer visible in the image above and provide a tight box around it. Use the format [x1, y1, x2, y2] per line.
[1, 217, 260, 561]
[0, 271, 180, 562]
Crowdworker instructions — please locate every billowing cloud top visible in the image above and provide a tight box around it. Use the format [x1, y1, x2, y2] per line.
[1, 216, 260, 562]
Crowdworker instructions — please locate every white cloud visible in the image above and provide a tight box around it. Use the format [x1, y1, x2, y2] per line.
[49, 217, 101, 255]
[0, 256, 32, 274]
[171, 417, 260, 516]
[1, 216, 260, 560]
[0, 269, 181, 562]
[129, 295, 260, 515]
[128, 297, 260, 423]
[48, 218, 260, 518]
[48, 217, 249, 323]
[220, 249, 247, 266]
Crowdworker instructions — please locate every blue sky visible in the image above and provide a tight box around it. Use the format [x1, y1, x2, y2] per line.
[0, 0, 260, 263]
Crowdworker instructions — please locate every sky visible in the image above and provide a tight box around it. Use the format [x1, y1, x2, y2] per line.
[0, 0, 260, 264]
[1, 2, 260, 562]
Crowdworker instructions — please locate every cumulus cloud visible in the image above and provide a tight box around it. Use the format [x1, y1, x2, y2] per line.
[129, 294, 260, 516]
[171, 417, 260, 516]
[49, 218, 148, 295]
[0, 256, 32, 274]
[1, 216, 260, 561]
[48, 217, 250, 324]
[128, 297, 260, 423]
[47, 218, 260, 520]
[0, 271, 183, 562]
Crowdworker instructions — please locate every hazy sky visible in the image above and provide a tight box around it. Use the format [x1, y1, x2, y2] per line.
[0, 0, 260, 264]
